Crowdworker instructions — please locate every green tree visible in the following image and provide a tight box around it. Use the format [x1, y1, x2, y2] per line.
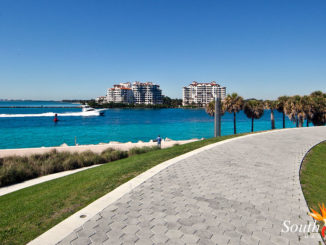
[310, 91, 326, 126]
[223, 93, 244, 134]
[244, 100, 264, 132]
[264, 100, 277, 129]
[301, 95, 314, 127]
[162, 96, 172, 106]
[284, 95, 306, 127]
[205, 100, 226, 117]
[276, 96, 289, 128]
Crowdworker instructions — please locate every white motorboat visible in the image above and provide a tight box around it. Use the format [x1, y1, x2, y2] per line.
[0, 106, 106, 118]
[81, 105, 105, 116]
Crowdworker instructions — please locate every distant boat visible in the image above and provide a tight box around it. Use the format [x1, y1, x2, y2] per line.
[0, 106, 106, 117]
[81, 105, 105, 116]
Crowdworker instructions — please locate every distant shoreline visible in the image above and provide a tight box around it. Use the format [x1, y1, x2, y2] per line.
[0, 106, 81, 108]
[0, 106, 203, 109]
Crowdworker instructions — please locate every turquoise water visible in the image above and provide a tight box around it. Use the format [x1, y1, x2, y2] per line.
[0, 101, 300, 149]
[0, 100, 80, 107]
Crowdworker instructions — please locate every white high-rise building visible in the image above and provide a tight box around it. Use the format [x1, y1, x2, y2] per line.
[107, 82, 133, 104]
[182, 81, 226, 106]
[132, 82, 162, 105]
[106, 82, 162, 105]
[95, 96, 107, 104]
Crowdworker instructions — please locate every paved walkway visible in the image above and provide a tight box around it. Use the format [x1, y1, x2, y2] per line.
[56, 127, 325, 245]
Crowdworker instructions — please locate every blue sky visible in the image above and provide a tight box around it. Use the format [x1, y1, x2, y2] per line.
[0, 0, 325, 100]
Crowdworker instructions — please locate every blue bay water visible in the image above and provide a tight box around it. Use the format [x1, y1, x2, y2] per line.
[0, 100, 80, 107]
[0, 101, 299, 149]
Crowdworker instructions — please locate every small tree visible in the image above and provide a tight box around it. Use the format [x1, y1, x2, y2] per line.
[284, 95, 306, 127]
[301, 95, 314, 127]
[223, 93, 244, 134]
[205, 100, 226, 117]
[276, 96, 289, 128]
[244, 100, 264, 132]
[264, 100, 277, 129]
[310, 91, 326, 126]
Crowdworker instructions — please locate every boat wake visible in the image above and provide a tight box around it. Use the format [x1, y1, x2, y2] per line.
[0, 111, 102, 118]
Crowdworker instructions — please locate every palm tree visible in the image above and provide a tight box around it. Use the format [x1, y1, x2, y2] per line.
[223, 93, 244, 134]
[243, 100, 264, 132]
[276, 96, 289, 128]
[205, 100, 226, 116]
[284, 96, 297, 127]
[301, 95, 314, 127]
[205, 100, 215, 116]
[284, 95, 305, 127]
[264, 100, 277, 129]
[310, 91, 326, 126]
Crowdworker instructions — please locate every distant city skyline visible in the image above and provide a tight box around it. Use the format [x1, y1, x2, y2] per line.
[0, 0, 325, 100]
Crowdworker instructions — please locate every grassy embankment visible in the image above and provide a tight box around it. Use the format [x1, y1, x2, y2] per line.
[0, 133, 246, 245]
[0, 147, 159, 187]
[300, 141, 326, 240]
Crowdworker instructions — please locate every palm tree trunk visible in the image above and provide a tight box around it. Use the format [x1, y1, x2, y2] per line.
[271, 110, 275, 129]
[282, 112, 285, 128]
[251, 117, 254, 132]
[233, 112, 237, 134]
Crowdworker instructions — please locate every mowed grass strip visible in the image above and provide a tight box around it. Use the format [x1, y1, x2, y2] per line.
[0, 134, 245, 245]
[300, 141, 326, 212]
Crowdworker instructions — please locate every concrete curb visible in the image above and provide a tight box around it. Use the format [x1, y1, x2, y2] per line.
[28, 128, 295, 245]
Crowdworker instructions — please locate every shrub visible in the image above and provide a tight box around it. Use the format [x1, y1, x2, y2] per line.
[101, 148, 114, 155]
[80, 151, 103, 166]
[109, 150, 128, 161]
[62, 154, 83, 170]
[40, 157, 64, 175]
[100, 150, 113, 162]
[0, 158, 37, 186]
[128, 146, 159, 156]
[0, 146, 159, 187]
[100, 149, 128, 162]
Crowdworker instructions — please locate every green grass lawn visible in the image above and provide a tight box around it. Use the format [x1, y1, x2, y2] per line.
[301, 141, 326, 212]
[300, 140, 326, 243]
[0, 134, 246, 245]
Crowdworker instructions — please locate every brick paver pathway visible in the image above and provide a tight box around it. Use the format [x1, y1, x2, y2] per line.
[58, 127, 326, 245]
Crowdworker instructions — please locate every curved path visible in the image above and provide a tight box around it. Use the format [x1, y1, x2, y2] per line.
[49, 127, 326, 244]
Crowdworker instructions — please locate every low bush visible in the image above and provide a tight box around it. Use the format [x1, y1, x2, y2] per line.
[128, 146, 160, 156]
[0, 146, 161, 187]
[108, 150, 128, 161]
[80, 151, 103, 166]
